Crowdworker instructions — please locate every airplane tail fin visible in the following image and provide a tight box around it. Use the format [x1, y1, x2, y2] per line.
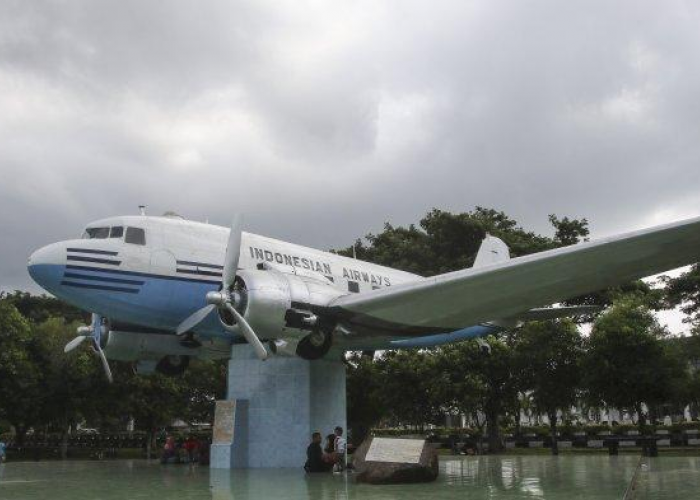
[473, 235, 510, 268]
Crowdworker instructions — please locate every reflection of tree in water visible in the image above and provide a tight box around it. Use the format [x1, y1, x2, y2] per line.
[439, 455, 642, 498]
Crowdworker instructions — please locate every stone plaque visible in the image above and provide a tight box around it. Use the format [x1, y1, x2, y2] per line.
[365, 438, 425, 464]
[213, 400, 236, 445]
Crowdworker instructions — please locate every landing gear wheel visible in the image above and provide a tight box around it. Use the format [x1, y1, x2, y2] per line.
[296, 330, 332, 360]
[476, 338, 492, 355]
[156, 355, 190, 376]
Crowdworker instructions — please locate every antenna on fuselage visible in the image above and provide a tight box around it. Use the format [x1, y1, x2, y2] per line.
[139, 205, 147, 216]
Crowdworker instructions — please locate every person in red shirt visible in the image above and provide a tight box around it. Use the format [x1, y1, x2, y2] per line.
[183, 436, 200, 463]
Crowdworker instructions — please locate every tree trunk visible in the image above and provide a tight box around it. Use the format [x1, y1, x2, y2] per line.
[146, 430, 153, 460]
[548, 412, 559, 456]
[486, 409, 503, 454]
[635, 403, 647, 435]
[14, 424, 27, 447]
[60, 427, 69, 460]
[648, 405, 658, 427]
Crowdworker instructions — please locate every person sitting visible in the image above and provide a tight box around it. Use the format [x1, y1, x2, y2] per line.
[160, 435, 177, 464]
[322, 434, 336, 466]
[304, 432, 331, 473]
[183, 435, 200, 463]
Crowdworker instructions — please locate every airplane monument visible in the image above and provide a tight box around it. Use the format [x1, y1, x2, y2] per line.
[27, 211, 700, 467]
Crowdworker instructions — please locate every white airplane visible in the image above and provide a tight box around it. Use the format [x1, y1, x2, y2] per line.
[27, 211, 700, 381]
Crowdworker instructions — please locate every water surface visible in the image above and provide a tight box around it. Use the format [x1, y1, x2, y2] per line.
[0, 455, 696, 499]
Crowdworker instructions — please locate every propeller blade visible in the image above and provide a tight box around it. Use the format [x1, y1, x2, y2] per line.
[176, 304, 216, 336]
[95, 345, 113, 383]
[64, 335, 87, 353]
[222, 214, 243, 289]
[91, 313, 102, 345]
[224, 303, 268, 361]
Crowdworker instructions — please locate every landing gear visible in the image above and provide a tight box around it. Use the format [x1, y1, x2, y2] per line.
[296, 330, 332, 360]
[156, 355, 190, 376]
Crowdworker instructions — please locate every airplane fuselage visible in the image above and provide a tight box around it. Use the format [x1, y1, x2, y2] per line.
[28, 215, 418, 343]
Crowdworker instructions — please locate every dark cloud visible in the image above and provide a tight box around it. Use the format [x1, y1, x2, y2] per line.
[1, 0, 699, 333]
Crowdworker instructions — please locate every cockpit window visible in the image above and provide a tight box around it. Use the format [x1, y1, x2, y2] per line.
[110, 226, 124, 238]
[125, 227, 146, 245]
[83, 227, 110, 239]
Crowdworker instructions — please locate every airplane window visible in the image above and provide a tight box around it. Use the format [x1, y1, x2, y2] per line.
[348, 281, 360, 293]
[110, 226, 124, 238]
[84, 227, 110, 239]
[125, 227, 146, 245]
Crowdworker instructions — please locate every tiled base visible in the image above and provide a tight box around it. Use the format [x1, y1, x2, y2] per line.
[210, 344, 346, 468]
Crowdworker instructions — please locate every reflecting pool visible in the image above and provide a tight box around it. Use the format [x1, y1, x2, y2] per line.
[1, 455, 698, 499]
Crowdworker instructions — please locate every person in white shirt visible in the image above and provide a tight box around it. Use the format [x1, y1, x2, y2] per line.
[333, 426, 346, 471]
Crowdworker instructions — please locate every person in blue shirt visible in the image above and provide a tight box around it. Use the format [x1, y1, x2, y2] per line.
[0, 439, 7, 463]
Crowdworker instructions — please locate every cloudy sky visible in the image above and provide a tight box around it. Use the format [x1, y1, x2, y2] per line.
[1, 1, 699, 329]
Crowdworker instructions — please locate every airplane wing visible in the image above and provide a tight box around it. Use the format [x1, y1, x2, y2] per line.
[327, 216, 700, 336]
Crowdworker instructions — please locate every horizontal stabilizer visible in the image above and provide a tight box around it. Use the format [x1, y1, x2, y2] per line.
[514, 305, 602, 322]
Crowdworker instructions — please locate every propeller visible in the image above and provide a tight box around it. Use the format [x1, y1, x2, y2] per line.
[175, 215, 268, 360]
[64, 313, 113, 382]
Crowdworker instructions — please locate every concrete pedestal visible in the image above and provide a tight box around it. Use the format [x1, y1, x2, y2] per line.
[210, 344, 346, 468]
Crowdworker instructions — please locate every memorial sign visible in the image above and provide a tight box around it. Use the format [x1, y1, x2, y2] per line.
[213, 400, 236, 445]
[365, 438, 425, 464]
[354, 437, 439, 484]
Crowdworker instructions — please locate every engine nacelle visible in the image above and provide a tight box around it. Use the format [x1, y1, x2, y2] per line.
[236, 267, 345, 342]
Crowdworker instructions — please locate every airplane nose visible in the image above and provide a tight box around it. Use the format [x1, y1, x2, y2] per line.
[27, 243, 64, 291]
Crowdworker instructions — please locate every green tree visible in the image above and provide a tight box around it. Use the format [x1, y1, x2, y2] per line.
[436, 343, 493, 451]
[180, 359, 227, 424]
[1, 291, 86, 324]
[663, 264, 700, 333]
[515, 320, 583, 455]
[122, 372, 187, 459]
[379, 350, 442, 431]
[346, 353, 387, 445]
[582, 297, 680, 433]
[548, 214, 589, 246]
[437, 339, 520, 453]
[0, 302, 41, 444]
[32, 317, 107, 458]
[333, 207, 584, 276]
